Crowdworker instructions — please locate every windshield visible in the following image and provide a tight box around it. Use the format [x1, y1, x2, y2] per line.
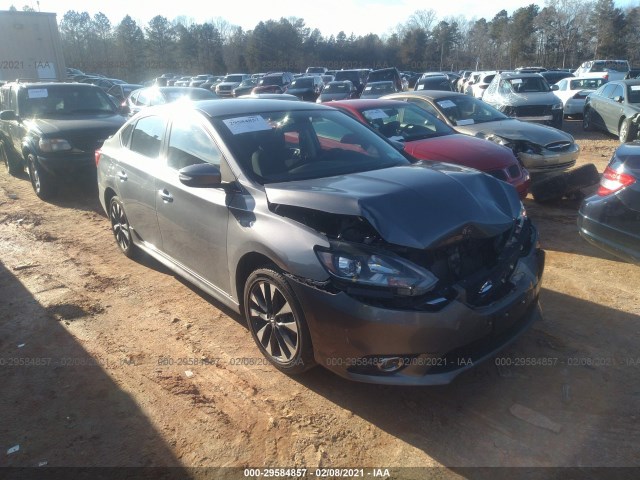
[359, 104, 453, 141]
[20, 86, 117, 117]
[163, 89, 216, 102]
[225, 75, 245, 83]
[334, 71, 363, 84]
[363, 82, 396, 95]
[324, 83, 351, 93]
[434, 95, 509, 124]
[569, 78, 606, 90]
[591, 60, 629, 73]
[290, 78, 314, 88]
[507, 77, 550, 93]
[627, 85, 640, 103]
[212, 109, 410, 184]
[261, 76, 284, 86]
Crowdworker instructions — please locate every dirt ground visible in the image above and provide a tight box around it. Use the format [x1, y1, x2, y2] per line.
[1, 119, 639, 479]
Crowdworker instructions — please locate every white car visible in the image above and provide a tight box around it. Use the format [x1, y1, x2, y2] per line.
[554, 76, 608, 116]
[467, 71, 498, 98]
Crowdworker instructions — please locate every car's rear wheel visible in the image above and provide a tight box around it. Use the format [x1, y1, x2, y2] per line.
[109, 195, 137, 258]
[27, 153, 55, 199]
[583, 109, 593, 131]
[619, 118, 637, 143]
[0, 140, 22, 176]
[244, 267, 315, 374]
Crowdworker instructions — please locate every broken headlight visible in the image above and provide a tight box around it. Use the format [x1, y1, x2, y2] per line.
[315, 242, 439, 297]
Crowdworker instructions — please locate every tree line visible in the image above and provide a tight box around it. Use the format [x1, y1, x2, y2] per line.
[14, 0, 640, 83]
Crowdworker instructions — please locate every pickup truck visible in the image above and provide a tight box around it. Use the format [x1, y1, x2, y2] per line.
[573, 59, 631, 82]
[0, 82, 126, 199]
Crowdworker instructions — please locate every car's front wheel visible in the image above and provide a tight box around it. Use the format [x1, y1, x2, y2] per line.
[0, 140, 22, 176]
[619, 118, 637, 143]
[27, 153, 55, 199]
[109, 195, 137, 258]
[244, 267, 315, 374]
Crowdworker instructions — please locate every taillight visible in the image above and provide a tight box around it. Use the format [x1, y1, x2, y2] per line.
[603, 73, 609, 81]
[95, 149, 102, 167]
[597, 166, 636, 196]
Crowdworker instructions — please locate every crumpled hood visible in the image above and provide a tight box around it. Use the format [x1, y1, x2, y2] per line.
[265, 162, 521, 249]
[26, 114, 126, 137]
[497, 91, 561, 107]
[456, 119, 574, 146]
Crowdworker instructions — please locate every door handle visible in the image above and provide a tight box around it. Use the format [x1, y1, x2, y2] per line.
[116, 171, 128, 181]
[159, 189, 173, 203]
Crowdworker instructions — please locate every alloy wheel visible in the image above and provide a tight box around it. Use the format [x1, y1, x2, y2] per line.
[247, 280, 300, 363]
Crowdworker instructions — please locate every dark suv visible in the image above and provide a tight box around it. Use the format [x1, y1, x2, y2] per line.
[253, 72, 295, 94]
[334, 69, 370, 96]
[0, 81, 126, 199]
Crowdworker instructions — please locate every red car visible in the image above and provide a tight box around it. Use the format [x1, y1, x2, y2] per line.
[329, 99, 530, 198]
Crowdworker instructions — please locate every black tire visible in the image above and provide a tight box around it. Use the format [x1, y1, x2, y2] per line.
[583, 109, 593, 131]
[109, 195, 137, 258]
[0, 140, 22, 176]
[619, 118, 637, 143]
[244, 267, 315, 374]
[27, 153, 56, 199]
[531, 164, 600, 203]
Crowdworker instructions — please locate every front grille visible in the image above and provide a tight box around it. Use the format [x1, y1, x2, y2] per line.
[532, 160, 576, 171]
[514, 105, 552, 117]
[545, 141, 573, 151]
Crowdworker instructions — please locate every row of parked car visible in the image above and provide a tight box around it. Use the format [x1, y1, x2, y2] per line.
[0, 74, 637, 387]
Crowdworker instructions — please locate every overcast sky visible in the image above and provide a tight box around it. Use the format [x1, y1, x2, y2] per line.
[3, 0, 639, 37]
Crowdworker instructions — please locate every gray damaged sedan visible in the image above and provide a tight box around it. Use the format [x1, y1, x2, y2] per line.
[97, 99, 545, 386]
[383, 91, 580, 175]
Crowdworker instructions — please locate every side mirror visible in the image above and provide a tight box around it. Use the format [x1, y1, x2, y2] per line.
[614, 95, 624, 103]
[0, 110, 18, 121]
[178, 163, 222, 188]
[550, 85, 559, 91]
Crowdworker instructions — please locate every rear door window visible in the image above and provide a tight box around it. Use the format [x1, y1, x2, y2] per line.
[130, 115, 166, 158]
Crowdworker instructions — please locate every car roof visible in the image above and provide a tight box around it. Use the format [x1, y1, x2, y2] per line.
[385, 90, 465, 101]
[498, 72, 544, 79]
[13, 82, 101, 89]
[189, 98, 332, 117]
[328, 99, 409, 109]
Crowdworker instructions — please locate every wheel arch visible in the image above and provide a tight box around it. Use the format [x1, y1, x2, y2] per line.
[234, 252, 281, 311]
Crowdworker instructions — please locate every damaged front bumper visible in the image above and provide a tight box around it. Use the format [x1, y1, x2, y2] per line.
[519, 142, 579, 174]
[288, 228, 545, 386]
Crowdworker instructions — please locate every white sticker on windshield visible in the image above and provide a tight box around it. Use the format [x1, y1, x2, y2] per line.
[437, 100, 456, 109]
[631, 86, 640, 91]
[364, 86, 372, 91]
[363, 109, 389, 120]
[28, 89, 48, 99]
[417, 84, 424, 90]
[456, 119, 475, 125]
[223, 115, 272, 135]
[510, 78, 523, 84]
